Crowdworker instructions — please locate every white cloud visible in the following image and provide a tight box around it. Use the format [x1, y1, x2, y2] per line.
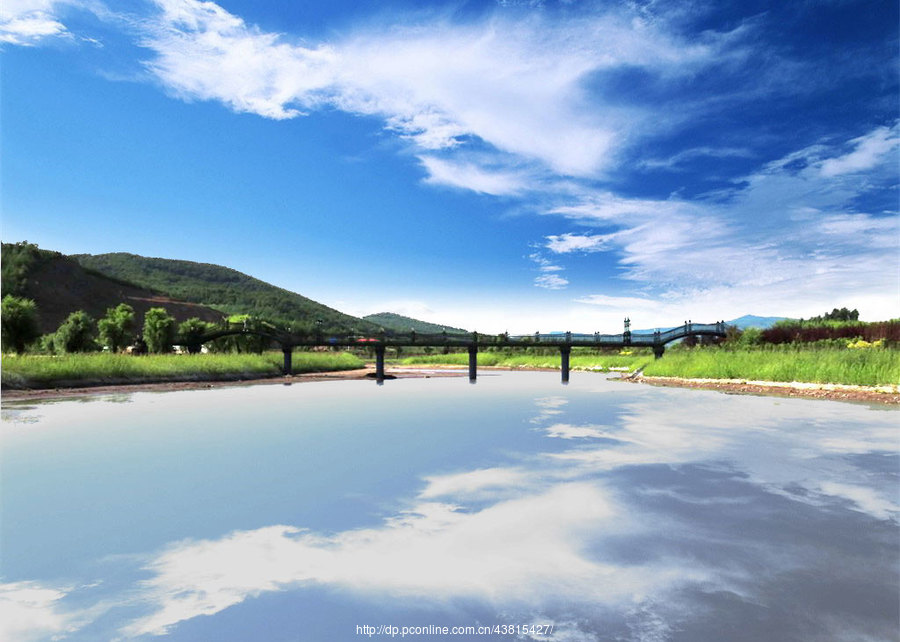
[818, 482, 899, 521]
[545, 124, 899, 324]
[111, 382, 896, 637]
[820, 124, 900, 177]
[545, 423, 618, 440]
[0, 581, 75, 641]
[529, 252, 569, 289]
[137, 0, 724, 183]
[546, 232, 611, 253]
[0, 0, 69, 45]
[534, 273, 569, 289]
[123, 483, 670, 637]
[419, 155, 528, 196]
[420, 467, 532, 499]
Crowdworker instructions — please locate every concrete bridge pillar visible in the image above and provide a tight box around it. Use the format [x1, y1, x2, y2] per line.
[653, 344, 665, 359]
[375, 345, 386, 382]
[282, 346, 293, 375]
[560, 345, 571, 384]
[468, 345, 478, 382]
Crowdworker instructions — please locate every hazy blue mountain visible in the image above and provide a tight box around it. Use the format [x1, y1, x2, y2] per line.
[725, 315, 791, 329]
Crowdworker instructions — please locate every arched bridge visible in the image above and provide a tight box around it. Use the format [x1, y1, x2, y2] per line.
[178, 320, 729, 383]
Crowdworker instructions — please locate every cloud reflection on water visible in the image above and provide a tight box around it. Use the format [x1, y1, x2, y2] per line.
[2, 380, 897, 641]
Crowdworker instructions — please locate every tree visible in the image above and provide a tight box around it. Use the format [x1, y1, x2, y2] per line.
[1, 295, 40, 354]
[143, 307, 175, 353]
[56, 311, 97, 353]
[177, 318, 212, 354]
[98, 303, 135, 352]
[824, 307, 859, 322]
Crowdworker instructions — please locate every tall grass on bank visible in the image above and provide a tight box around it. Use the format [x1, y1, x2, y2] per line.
[642, 347, 899, 386]
[399, 346, 899, 386]
[400, 351, 653, 372]
[1, 351, 364, 389]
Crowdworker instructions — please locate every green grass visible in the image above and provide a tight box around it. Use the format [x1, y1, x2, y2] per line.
[1, 351, 364, 389]
[642, 347, 899, 386]
[400, 351, 653, 371]
[399, 346, 899, 386]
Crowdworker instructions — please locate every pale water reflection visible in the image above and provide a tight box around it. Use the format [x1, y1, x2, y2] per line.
[1, 372, 897, 641]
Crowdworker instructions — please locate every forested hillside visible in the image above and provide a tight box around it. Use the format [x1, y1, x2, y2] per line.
[364, 312, 469, 335]
[74, 252, 381, 333]
[2, 242, 222, 333]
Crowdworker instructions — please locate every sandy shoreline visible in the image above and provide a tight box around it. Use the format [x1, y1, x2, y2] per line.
[2, 364, 897, 405]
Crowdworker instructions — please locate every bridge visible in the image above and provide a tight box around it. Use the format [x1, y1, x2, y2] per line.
[179, 319, 729, 383]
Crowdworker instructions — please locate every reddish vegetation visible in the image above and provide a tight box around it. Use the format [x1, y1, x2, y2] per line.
[761, 321, 900, 344]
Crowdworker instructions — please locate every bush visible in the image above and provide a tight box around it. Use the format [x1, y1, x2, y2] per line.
[98, 303, 136, 352]
[1, 295, 40, 354]
[56, 311, 97, 353]
[143, 308, 175, 353]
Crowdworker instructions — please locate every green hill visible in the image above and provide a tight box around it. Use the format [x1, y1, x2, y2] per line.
[363, 312, 470, 335]
[73, 252, 381, 334]
[2, 242, 223, 334]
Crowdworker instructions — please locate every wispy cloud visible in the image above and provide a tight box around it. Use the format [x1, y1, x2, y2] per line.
[529, 252, 569, 289]
[0, 581, 77, 641]
[547, 123, 899, 322]
[1, 0, 70, 45]
[133, 0, 727, 182]
[418, 155, 529, 196]
[820, 124, 900, 177]
[4, 0, 896, 326]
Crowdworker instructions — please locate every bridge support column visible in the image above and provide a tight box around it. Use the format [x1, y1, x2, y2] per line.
[468, 345, 478, 382]
[653, 344, 665, 359]
[560, 346, 571, 384]
[282, 346, 293, 375]
[375, 345, 386, 382]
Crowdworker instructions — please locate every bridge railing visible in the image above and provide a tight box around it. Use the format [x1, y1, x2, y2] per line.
[188, 321, 727, 349]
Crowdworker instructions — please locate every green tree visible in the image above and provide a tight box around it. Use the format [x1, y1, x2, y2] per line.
[143, 307, 175, 353]
[177, 317, 212, 354]
[98, 303, 135, 352]
[1, 295, 41, 354]
[56, 310, 97, 353]
[824, 307, 859, 322]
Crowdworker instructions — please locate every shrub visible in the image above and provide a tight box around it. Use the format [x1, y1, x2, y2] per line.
[98, 303, 135, 352]
[143, 308, 175, 353]
[56, 311, 97, 353]
[1, 295, 40, 354]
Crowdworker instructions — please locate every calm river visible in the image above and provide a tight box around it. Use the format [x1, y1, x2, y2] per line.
[1, 372, 898, 641]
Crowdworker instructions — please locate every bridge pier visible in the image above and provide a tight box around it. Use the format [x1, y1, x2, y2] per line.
[282, 346, 293, 375]
[468, 345, 478, 382]
[560, 346, 571, 384]
[653, 344, 665, 359]
[375, 345, 386, 382]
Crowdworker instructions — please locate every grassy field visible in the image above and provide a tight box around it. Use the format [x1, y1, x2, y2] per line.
[642, 347, 899, 386]
[400, 346, 899, 386]
[1, 351, 364, 389]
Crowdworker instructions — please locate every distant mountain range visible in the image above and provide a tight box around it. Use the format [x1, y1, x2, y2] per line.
[726, 315, 790, 329]
[363, 312, 469, 335]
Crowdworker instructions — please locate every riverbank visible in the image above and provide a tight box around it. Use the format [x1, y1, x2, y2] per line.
[0, 351, 365, 392]
[4, 362, 897, 405]
[624, 373, 899, 405]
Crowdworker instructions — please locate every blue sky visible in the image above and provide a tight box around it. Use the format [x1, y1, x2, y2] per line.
[1, 0, 897, 332]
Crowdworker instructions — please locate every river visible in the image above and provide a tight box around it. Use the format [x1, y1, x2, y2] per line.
[1, 371, 897, 641]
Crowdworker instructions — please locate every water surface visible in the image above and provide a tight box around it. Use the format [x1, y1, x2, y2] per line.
[1, 372, 897, 641]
